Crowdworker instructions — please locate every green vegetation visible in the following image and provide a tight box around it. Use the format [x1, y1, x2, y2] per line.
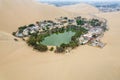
[27, 24, 88, 53]
[90, 19, 101, 27]
[27, 35, 37, 46]
[12, 32, 16, 36]
[76, 20, 85, 25]
[61, 26, 87, 50]
[50, 47, 54, 51]
[69, 40, 79, 49]
[55, 46, 65, 53]
[46, 25, 50, 30]
[27, 33, 48, 52]
[76, 17, 87, 25]
[63, 17, 68, 20]
[34, 44, 48, 52]
[18, 25, 27, 33]
[60, 43, 69, 49]
[28, 24, 35, 27]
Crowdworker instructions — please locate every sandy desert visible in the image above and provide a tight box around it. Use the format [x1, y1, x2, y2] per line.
[0, 0, 120, 80]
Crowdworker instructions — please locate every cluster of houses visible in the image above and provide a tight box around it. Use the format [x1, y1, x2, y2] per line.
[15, 25, 40, 37]
[14, 16, 108, 48]
[79, 17, 108, 48]
[79, 27, 105, 48]
[15, 17, 76, 37]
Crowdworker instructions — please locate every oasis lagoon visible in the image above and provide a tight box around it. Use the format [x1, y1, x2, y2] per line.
[41, 31, 75, 46]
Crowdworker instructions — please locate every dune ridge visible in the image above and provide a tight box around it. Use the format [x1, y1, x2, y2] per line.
[60, 3, 100, 15]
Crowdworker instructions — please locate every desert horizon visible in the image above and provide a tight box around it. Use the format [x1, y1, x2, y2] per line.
[0, 0, 120, 80]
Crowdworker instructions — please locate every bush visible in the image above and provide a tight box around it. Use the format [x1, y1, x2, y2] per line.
[18, 25, 27, 30]
[50, 47, 54, 51]
[76, 20, 85, 25]
[64, 17, 68, 20]
[60, 43, 69, 49]
[42, 28, 45, 30]
[46, 26, 49, 30]
[27, 32, 48, 52]
[12, 32, 16, 36]
[28, 24, 35, 27]
[71, 36, 77, 41]
[27, 36, 37, 46]
[34, 44, 48, 52]
[90, 19, 101, 27]
[36, 35, 44, 42]
[55, 46, 65, 53]
[69, 41, 79, 49]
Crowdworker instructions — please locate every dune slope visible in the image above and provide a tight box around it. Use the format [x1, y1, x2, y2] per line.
[0, 0, 72, 33]
[60, 3, 100, 15]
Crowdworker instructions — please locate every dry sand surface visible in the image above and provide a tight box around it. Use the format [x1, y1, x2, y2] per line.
[0, 0, 120, 80]
[0, 0, 73, 33]
[60, 3, 100, 15]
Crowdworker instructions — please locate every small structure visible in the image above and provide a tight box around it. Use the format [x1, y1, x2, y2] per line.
[15, 31, 24, 37]
[89, 39, 105, 48]
[74, 16, 81, 20]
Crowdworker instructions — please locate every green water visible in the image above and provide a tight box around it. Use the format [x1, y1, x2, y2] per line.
[41, 31, 75, 46]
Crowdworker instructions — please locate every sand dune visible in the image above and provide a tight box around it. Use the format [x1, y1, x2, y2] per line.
[0, 0, 72, 33]
[0, 0, 120, 80]
[0, 31, 24, 60]
[60, 3, 100, 15]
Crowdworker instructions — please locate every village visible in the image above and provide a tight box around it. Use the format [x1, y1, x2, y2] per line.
[13, 16, 108, 51]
